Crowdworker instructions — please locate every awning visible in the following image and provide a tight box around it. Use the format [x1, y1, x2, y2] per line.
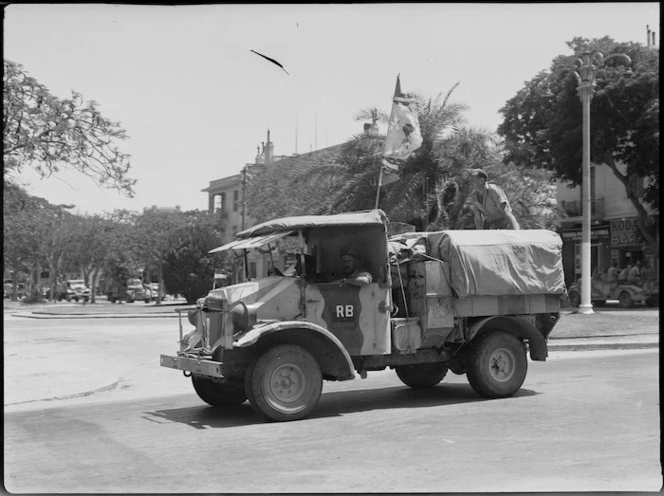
[208, 230, 294, 253]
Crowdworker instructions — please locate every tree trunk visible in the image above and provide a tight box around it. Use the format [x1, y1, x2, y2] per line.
[90, 265, 99, 304]
[604, 157, 658, 255]
[157, 265, 164, 305]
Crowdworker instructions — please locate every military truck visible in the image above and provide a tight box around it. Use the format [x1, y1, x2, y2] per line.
[161, 210, 565, 422]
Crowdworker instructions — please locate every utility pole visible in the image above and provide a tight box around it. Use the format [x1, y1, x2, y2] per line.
[242, 164, 248, 279]
[573, 51, 631, 314]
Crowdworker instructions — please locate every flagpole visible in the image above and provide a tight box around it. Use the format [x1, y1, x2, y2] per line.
[375, 166, 383, 209]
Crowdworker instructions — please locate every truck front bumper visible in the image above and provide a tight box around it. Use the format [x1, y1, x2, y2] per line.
[160, 354, 223, 378]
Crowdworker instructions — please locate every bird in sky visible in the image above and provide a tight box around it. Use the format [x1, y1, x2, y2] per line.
[245, 47, 291, 76]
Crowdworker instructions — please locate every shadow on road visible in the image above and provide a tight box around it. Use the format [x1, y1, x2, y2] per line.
[145, 383, 538, 429]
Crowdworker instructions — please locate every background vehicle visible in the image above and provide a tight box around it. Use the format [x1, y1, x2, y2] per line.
[567, 278, 650, 308]
[161, 210, 565, 422]
[125, 278, 152, 303]
[66, 279, 90, 303]
[4, 280, 26, 300]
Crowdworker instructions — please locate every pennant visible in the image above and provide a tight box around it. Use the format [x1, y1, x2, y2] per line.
[381, 75, 423, 185]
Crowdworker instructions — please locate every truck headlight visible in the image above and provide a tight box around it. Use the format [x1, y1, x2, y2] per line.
[231, 302, 257, 333]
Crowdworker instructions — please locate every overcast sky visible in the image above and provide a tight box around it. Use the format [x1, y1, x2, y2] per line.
[4, 3, 660, 215]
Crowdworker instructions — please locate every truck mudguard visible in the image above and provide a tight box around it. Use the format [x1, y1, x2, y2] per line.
[234, 320, 356, 380]
[468, 315, 548, 361]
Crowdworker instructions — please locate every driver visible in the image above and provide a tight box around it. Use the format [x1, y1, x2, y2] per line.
[334, 247, 373, 287]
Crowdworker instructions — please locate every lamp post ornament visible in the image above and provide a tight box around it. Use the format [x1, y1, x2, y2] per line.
[573, 51, 631, 314]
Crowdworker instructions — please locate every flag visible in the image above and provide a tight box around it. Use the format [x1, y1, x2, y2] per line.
[381, 75, 423, 186]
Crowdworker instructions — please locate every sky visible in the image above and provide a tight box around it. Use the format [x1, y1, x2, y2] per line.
[4, 3, 660, 216]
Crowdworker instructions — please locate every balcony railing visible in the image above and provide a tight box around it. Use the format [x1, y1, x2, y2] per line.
[560, 198, 604, 219]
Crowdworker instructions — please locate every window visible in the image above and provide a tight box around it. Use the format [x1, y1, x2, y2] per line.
[249, 262, 257, 279]
[214, 193, 226, 212]
[233, 190, 239, 212]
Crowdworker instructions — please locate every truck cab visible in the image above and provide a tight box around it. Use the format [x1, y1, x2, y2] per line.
[161, 209, 566, 422]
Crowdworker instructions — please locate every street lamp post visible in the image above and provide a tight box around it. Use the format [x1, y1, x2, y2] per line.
[573, 51, 631, 314]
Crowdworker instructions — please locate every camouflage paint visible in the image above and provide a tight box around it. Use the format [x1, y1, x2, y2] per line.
[305, 283, 390, 356]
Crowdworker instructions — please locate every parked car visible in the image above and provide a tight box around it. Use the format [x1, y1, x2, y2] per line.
[567, 277, 649, 308]
[126, 278, 152, 303]
[66, 279, 91, 303]
[4, 280, 26, 300]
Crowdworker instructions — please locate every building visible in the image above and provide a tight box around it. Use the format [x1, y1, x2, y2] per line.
[556, 161, 659, 287]
[202, 130, 290, 245]
[143, 205, 181, 213]
[202, 130, 348, 282]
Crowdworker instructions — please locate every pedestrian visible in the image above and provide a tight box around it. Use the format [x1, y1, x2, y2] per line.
[607, 261, 619, 285]
[618, 264, 631, 283]
[627, 261, 642, 285]
[641, 260, 655, 291]
[469, 169, 520, 230]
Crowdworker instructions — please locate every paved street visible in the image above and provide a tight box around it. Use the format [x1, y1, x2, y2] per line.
[3, 315, 661, 493]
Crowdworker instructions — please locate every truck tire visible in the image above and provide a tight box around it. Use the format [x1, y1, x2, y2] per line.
[465, 331, 527, 399]
[191, 376, 247, 407]
[245, 344, 322, 422]
[395, 363, 448, 389]
[568, 291, 580, 308]
[618, 291, 633, 308]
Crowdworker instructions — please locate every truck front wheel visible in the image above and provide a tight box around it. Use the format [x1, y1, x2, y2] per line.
[191, 376, 247, 407]
[245, 344, 323, 422]
[465, 331, 527, 399]
[395, 363, 448, 389]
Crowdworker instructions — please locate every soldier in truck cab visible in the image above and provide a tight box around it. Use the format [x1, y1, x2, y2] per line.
[334, 247, 373, 287]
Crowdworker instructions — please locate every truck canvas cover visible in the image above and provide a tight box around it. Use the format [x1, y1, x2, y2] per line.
[428, 230, 565, 298]
[235, 210, 388, 238]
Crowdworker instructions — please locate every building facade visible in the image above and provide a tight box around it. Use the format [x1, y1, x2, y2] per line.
[557, 161, 659, 287]
[202, 130, 347, 282]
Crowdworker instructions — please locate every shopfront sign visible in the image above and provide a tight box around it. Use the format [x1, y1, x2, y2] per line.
[561, 226, 610, 242]
[610, 218, 643, 247]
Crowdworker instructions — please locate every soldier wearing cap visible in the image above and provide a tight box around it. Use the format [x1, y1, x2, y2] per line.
[335, 247, 373, 287]
[469, 169, 520, 230]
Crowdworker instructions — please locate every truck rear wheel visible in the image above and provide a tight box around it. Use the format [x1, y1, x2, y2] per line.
[191, 376, 247, 407]
[466, 331, 527, 399]
[245, 344, 322, 422]
[395, 363, 448, 389]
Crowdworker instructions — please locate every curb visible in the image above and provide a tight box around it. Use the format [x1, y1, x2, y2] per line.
[11, 312, 177, 319]
[548, 342, 658, 352]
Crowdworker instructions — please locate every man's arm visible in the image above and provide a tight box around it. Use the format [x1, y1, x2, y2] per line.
[470, 191, 485, 230]
[342, 271, 373, 287]
[501, 204, 520, 230]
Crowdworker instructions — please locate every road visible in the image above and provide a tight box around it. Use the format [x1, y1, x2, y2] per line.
[3, 318, 662, 493]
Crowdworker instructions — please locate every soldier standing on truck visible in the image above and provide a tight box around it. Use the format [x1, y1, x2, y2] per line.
[469, 169, 520, 230]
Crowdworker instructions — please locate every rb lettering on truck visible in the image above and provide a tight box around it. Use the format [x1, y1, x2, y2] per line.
[160, 210, 566, 422]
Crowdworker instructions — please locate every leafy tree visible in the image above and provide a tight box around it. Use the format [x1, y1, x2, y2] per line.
[3, 59, 136, 196]
[3, 183, 47, 300]
[246, 149, 342, 224]
[498, 36, 659, 252]
[287, 84, 554, 230]
[159, 210, 227, 303]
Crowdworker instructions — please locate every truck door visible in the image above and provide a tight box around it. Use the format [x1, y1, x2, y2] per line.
[304, 282, 390, 356]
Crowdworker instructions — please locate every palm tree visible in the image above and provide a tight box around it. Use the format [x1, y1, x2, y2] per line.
[295, 83, 495, 229]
